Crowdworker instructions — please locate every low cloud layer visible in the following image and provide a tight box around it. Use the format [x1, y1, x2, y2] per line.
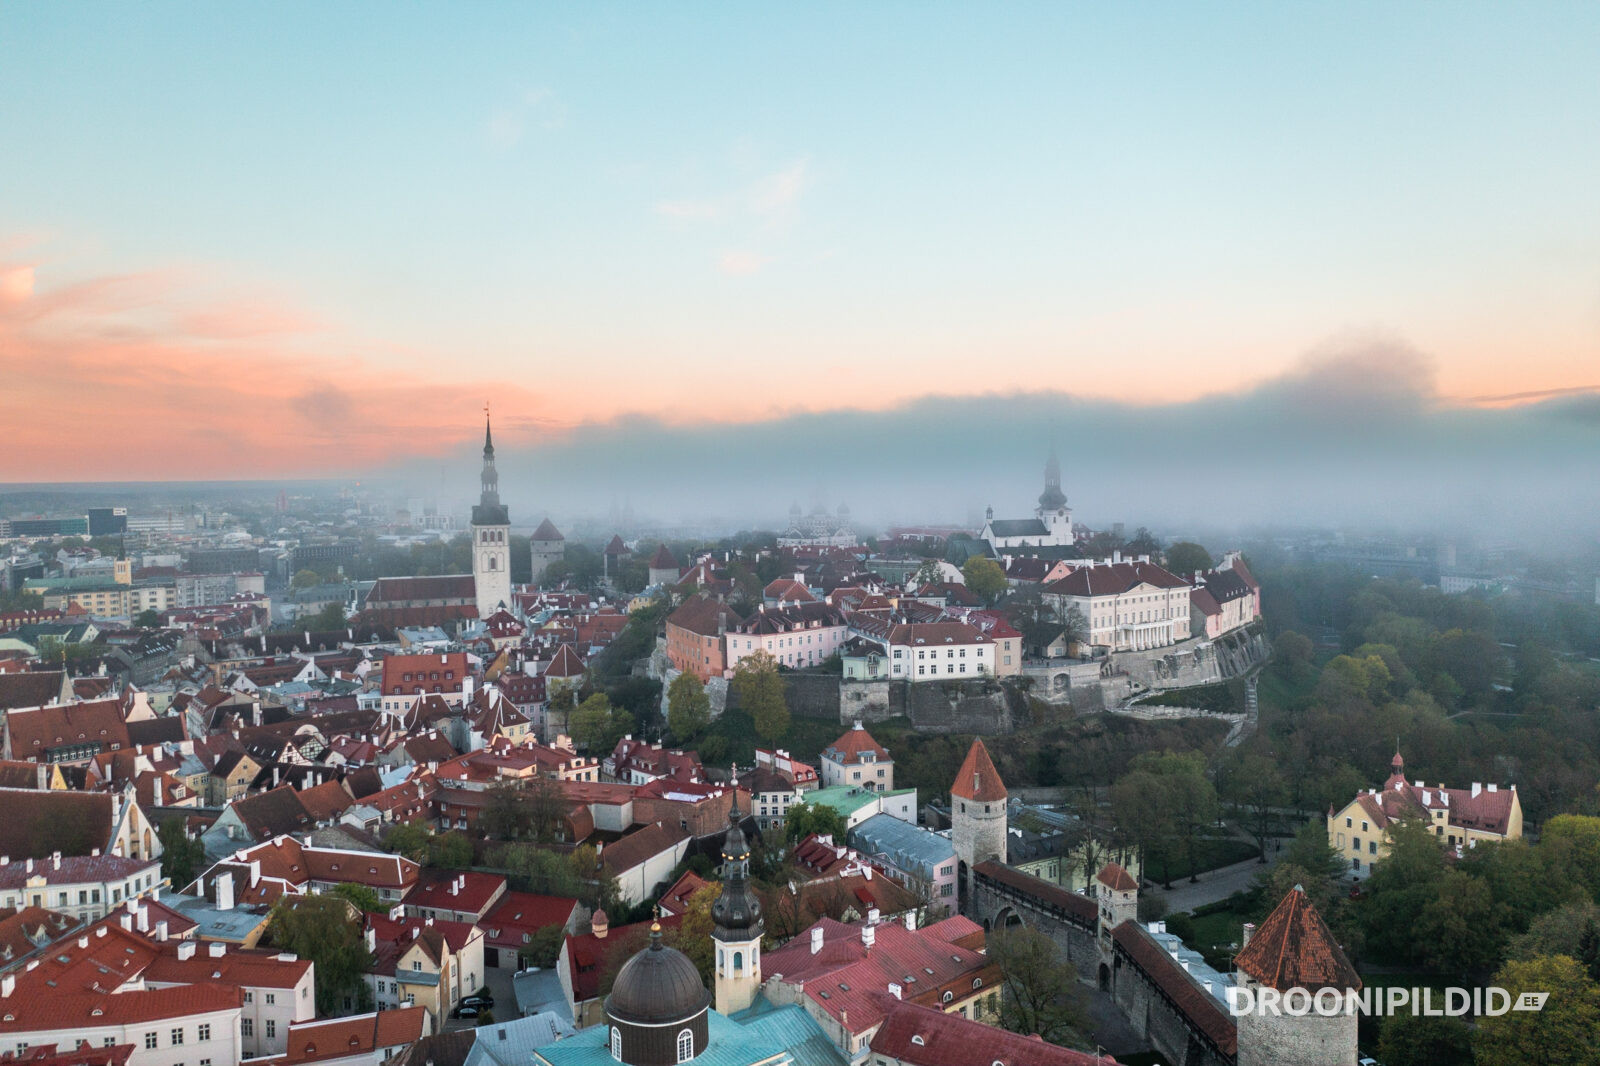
[471, 336, 1600, 542]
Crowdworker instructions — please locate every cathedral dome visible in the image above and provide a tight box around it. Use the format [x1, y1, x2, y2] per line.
[604, 923, 711, 1066]
[605, 926, 710, 1026]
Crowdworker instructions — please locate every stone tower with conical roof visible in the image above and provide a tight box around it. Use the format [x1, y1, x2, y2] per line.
[712, 783, 763, 1015]
[950, 738, 1008, 910]
[471, 413, 512, 617]
[1233, 885, 1361, 1066]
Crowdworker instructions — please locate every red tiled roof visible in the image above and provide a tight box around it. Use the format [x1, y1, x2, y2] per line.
[1234, 885, 1360, 993]
[871, 998, 1119, 1066]
[279, 1007, 430, 1063]
[664, 595, 741, 638]
[0, 788, 115, 860]
[656, 871, 711, 916]
[405, 869, 506, 916]
[1095, 862, 1137, 892]
[482, 892, 578, 947]
[1111, 922, 1236, 1055]
[563, 915, 683, 1003]
[543, 644, 587, 679]
[531, 519, 564, 542]
[972, 861, 1096, 926]
[950, 739, 1006, 802]
[822, 724, 890, 766]
[600, 821, 690, 876]
[6, 699, 130, 758]
[1042, 560, 1190, 597]
[648, 545, 679, 569]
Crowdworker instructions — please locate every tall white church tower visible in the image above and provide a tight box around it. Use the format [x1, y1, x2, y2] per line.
[712, 789, 763, 1015]
[471, 414, 512, 617]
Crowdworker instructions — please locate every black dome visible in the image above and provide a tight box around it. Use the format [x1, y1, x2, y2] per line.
[605, 928, 710, 1025]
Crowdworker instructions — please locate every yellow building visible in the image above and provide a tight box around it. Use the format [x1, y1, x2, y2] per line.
[1327, 752, 1523, 880]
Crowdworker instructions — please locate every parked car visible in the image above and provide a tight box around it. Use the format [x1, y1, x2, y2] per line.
[460, 992, 494, 1008]
[451, 1005, 481, 1019]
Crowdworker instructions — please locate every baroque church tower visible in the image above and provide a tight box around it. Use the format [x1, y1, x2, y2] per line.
[1035, 444, 1073, 543]
[711, 788, 763, 1015]
[471, 414, 512, 617]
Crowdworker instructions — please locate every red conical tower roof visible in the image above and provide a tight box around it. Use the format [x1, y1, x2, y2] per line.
[1235, 885, 1361, 993]
[951, 738, 1007, 802]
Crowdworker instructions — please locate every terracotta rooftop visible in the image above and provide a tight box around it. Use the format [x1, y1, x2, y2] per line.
[1233, 885, 1360, 993]
[1095, 862, 1138, 892]
[950, 739, 1006, 802]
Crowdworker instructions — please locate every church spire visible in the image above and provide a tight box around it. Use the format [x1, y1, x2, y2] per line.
[1037, 441, 1067, 512]
[483, 410, 495, 460]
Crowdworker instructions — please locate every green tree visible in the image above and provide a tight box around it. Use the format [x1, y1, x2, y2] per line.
[491, 844, 582, 898]
[290, 568, 323, 590]
[988, 926, 1091, 1046]
[666, 672, 711, 741]
[1163, 542, 1213, 578]
[911, 558, 944, 589]
[1377, 1014, 1474, 1066]
[1126, 527, 1161, 557]
[731, 650, 789, 744]
[133, 609, 162, 629]
[480, 780, 536, 840]
[783, 801, 849, 844]
[570, 692, 615, 753]
[1474, 954, 1600, 1066]
[157, 819, 207, 890]
[568, 843, 622, 914]
[1220, 751, 1286, 862]
[267, 895, 374, 1016]
[0, 590, 44, 612]
[961, 555, 1009, 606]
[382, 822, 432, 863]
[330, 881, 391, 916]
[299, 602, 348, 631]
[1506, 902, 1600, 981]
[429, 831, 476, 868]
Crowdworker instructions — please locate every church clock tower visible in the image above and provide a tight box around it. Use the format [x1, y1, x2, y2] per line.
[471, 413, 512, 617]
[712, 786, 763, 1015]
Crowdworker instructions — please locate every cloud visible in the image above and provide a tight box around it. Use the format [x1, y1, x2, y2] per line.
[718, 250, 772, 276]
[747, 157, 810, 216]
[0, 266, 34, 304]
[0, 248, 554, 480]
[653, 156, 814, 228]
[486, 87, 564, 150]
[470, 336, 1600, 543]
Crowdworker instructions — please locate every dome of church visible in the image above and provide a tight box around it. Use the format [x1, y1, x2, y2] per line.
[605, 926, 710, 1026]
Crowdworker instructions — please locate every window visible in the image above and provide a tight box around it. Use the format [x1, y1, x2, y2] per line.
[198, 1025, 210, 1041]
[1369, 841, 1377, 854]
[265, 993, 275, 1005]
[677, 1029, 694, 1063]
[242, 1020, 253, 1038]
[611, 1028, 622, 1059]
[942, 991, 953, 1004]
[265, 1021, 275, 1039]
[172, 1029, 184, 1046]
[244, 991, 254, 1003]
[412, 961, 423, 971]
[145, 1034, 159, 1050]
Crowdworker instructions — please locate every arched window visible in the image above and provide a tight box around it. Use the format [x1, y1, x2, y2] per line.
[972, 977, 982, 989]
[609, 1027, 621, 1060]
[676, 1028, 694, 1063]
[941, 990, 953, 1004]
[733, 950, 743, 973]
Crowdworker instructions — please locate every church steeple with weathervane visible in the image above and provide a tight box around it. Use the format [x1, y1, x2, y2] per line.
[471, 407, 511, 617]
[712, 778, 763, 1015]
[1034, 442, 1072, 541]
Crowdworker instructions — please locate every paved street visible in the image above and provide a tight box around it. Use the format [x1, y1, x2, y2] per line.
[1154, 847, 1281, 913]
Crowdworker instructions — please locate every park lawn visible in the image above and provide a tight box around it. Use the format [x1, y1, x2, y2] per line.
[1187, 907, 1247, 967]
[1137, 680, 1244, 714]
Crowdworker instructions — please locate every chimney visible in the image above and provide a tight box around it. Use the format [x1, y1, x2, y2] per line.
[1241, 922, 1255, 949]
[136, 905, 150, 932]
[365, 927, 376, 951]
[1487, 783, 1498, 793]
[119, 913, 133, 931]
[411, 926, 421, 940]
[249, 860, 261, 888]
[216, 872, 235, 911]
[903, 911, 915, 931]
[888, 982, 901, 1000]
[156, 921, 169, 942]
[867, 907, 880, 926]
[51, 851, 61, 870]
[1471, 783, 1482, 797]
[177, 941, 196, 960]
[208, 941, 225, 957]
[861, 924, 875, 951]
[811, 927, 824, 955]
[24, 859, 32, 874]
[0, 975, 12, 998]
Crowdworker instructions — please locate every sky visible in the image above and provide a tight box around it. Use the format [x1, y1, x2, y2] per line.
[2, 4, 1599, 532]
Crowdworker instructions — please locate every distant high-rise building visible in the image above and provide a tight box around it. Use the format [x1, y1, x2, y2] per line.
[86, 507, 127, 537]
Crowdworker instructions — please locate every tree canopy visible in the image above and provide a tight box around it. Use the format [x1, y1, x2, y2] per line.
[667, 671, 711, 741]
[731, 650, 789, 744]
